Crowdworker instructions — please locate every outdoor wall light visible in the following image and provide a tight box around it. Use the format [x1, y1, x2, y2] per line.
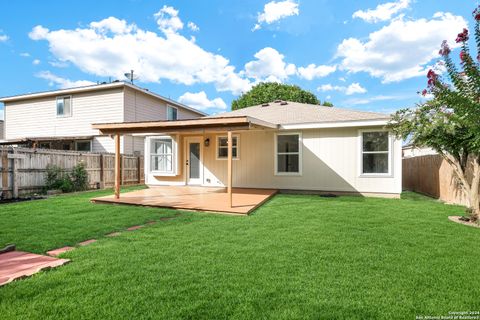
[204, 138, 210, 147]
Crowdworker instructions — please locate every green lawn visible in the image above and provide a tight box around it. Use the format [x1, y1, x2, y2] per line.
[1, 190, 480, 319]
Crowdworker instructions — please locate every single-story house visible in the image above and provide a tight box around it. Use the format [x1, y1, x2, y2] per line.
[92, 100, 401, 212]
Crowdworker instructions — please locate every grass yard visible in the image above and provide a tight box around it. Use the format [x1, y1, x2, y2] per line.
[1, 190, 480, 319]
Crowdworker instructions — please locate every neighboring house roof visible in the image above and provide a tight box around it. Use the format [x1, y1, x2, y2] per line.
[209, 101, 390, 127]
[0, 82, 207, 116]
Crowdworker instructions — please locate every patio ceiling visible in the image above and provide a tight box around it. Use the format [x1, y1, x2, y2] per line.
[92, 116, 277, 135]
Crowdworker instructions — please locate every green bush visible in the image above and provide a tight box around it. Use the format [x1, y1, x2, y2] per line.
[44, 162, 89, 193]
[45, 165, 64, 190]
[70, 162, 89, 192]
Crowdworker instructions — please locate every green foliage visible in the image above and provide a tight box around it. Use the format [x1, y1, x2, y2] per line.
[389, 16, 480, 155]
[44, 162, 89, 193]
[70, 162, 89, 192]
[231, 82, 319, 110]
[321, 101, 334, 107]
[45, 165, 65, 191]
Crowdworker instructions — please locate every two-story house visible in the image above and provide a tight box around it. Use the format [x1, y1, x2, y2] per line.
[0, 82, 205, 154]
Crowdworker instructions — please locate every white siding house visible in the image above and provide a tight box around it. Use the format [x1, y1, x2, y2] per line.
[0, 82, 205, 154]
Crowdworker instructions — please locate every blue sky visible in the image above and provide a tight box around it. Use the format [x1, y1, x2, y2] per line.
[0, 0, 474, 118]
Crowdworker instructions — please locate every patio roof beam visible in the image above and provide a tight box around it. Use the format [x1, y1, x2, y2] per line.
[114, 134, 121, 199]
[92, 116, 277, 135]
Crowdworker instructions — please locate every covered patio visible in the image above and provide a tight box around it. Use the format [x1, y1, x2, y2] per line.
[91, 116, 278, 214]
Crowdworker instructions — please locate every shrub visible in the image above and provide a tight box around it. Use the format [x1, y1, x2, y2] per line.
[45, 165, 64, 190]
[70, 162, 89, 192]
[44, 162, 89, 193]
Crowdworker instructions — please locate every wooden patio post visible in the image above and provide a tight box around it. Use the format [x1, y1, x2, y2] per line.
[114, 134, 121, 199]
[227, 131, 233, 208]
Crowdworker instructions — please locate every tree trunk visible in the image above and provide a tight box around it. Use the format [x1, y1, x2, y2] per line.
[442, 153, 480, 221]
[469, 157, 480, 221]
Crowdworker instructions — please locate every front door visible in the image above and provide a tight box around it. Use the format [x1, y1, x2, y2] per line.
[185, 137, 203, 185]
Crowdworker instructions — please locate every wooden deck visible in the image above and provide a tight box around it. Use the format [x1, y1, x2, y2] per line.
[91, 186, 277, 214]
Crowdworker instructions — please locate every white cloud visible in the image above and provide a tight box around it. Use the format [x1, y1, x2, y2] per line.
[353, 0, 410, 23]
[178, 91, 227, 111]
[342, 94, 410, 107]
[318, 82, 367, 95]
[187, 22, 199, 32]
[90, 16, 136, 34]
[154, 5, 184, 34]
[20, 52, 30, 57]
[337, 12, 467, 83]
[297, 64, 336, 80]
[28, 13, 251, 95]
[32, 59, 41, 65]
[36, 71, 95, 89]
[0, 34, 8, 42]
[253, 0, 299, 31]
[244, 47, 296, 82]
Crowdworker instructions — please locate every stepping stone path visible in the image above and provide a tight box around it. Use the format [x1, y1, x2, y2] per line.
[1, 215, 181, 286]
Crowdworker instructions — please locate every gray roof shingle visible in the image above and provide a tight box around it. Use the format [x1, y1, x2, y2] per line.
[209, 101, 390, 125]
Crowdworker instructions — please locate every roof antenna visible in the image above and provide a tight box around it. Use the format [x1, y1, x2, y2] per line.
[124, 69, 139, 85]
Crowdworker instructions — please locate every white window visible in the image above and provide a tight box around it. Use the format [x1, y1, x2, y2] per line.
[150, 137, 175, 174]
[56, 96, 72, 117]
[216, 135, 239, 160]
[167, 105, 178, 120]
[360, 131, 391, 175]
[275, 133, 302, 175]
[75, 140, 91, 152]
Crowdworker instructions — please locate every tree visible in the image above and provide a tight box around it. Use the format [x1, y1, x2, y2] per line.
[231, 82, 319, 110]
[388, 7, 480, 221]
[321, 101, 334, 107]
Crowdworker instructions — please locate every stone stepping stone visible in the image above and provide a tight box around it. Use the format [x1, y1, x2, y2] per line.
[127, 225, 144, 231]
[47, 246, 75, 257]
[0, 251, 69, 286]
[78, 239, 97, 246]
[106, 232, 121, 237]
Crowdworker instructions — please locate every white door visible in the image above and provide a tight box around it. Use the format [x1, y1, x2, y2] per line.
[185, 137, 203, 185]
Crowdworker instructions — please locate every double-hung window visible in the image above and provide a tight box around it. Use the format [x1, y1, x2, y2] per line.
[150, 137, 175, 174]
[360, 131, 391, 175]
[56, 96, 72, 117]
[217, 135, 239, 159]
[275, 133, 301, 175]
[167, 105, 178, 120]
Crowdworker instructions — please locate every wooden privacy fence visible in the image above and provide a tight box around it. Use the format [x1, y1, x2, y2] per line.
[403, 154, 470, 206]
[0, 147, 144, 199]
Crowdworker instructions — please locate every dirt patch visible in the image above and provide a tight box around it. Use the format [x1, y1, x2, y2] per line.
[448, 216, 480, 228]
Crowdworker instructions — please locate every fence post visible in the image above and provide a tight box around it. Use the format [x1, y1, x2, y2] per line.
[99, 154, 105, 189]
[137, 156, 142, 184]
[1, 149, 9, 199]
[120, 154, 124, 186]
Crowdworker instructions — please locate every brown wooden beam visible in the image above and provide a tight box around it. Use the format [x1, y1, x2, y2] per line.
[227, 131, 233, 208]
[114, 134, 121, 199]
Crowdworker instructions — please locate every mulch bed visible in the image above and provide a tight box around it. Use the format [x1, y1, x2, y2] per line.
[448, 216, 480, 228]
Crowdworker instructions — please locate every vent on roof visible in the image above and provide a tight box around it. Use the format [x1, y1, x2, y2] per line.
[261, 103, 269, 107]
[280, 101, 288, 105]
